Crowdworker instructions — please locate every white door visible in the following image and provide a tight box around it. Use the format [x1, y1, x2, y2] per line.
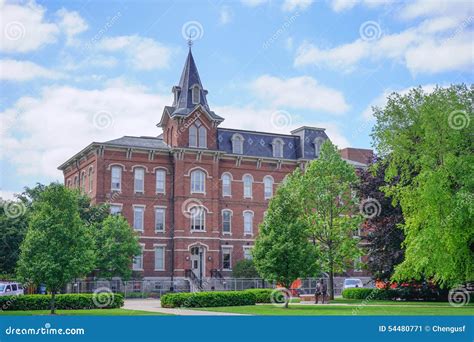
[190, 247, 204, 279]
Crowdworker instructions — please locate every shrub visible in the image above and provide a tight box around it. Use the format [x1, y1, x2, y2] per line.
[244, 289, 273, 303]
[0, 293, 123, 311]
[341, 287, 449, 301]
[161, 291, 256, 308]
[232, 259, 260, 278]
[342, 288, 397, 300]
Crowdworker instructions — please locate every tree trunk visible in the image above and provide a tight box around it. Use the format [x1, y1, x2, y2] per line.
[328, 260, 335, 300]
[284, 299, 289, 309]
[50, 290, 56, 315]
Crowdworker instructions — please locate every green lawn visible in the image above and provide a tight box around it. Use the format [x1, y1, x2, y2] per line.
[0, 309, 168, 316]
[192, 299, 474, 316]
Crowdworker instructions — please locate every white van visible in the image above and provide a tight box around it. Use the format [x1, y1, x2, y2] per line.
[0, 282, 24, 296]
[343, 278, 363, 289]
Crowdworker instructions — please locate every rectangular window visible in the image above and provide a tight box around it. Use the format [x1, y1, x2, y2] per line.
[111, 166, 121, 191]
[243, 176, 252, 198]
[155, 246, 165, 271]
[156, 170, 166, 193]
[222, 248, 232, 270]
[189, 126, 198, 147]
[243, 247, 253, 260]
[110, 204, 122, 215]
[191, 171, 205, 193]
[155, 208, 165, 232]
[134, 168, 145, 193]
[133, 247, 143, 270]
[222, 210, 232, 234]
[191, 207, 205, 231]
[244, 212, 253, 235]
[133, 206, 144, 231]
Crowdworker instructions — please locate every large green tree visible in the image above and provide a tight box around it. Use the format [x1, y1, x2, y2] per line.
[371, 85, 474, 287]
[300, 141, 363, 299]
[253, 170, 319, 308]
[17, 184, 96, 314]
[94, 214, 141, 280]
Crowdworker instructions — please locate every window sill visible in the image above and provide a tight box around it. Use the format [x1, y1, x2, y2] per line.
[155, 230, 165, 234]
[191, 230, 207, 233]
[154, 269, 165, 272]
[244, 233, 254, 237]
[132, 269, 144, 272]
[156, 192, 166, 195]
[223, 232, 232, 236]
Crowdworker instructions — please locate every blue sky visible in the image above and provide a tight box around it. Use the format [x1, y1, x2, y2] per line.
[1, 0, 473, 198]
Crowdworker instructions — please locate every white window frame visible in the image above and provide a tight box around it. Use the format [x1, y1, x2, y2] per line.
[133, 205, 145, 232]
[189, 125, 198, 147]
[272, 138, 284, 158]
[243, 246, 253, 260]
[154, 245, 165, 271]
[243, 174, 253, 199]
[231, 134, 244, 154]
[110, 203, 123, 215]
[222, 247, 232, 270]
[191, 169, 206, 194]
[190, 206, 206, 231]
[132, 245, 144, 271]
[198, 125, 207, 148]
[263, 176, 274, 199]
[192, 85, 200, 104]
[111, 166, 122, 192]
[88, 167, 93, 193]
[134, 167, 145, 193]
[222, 173, 232, 197]
[81, 171, 86, 193]
[154, 206, 166, 232]
[243, 210, 254, 236]
[155, 169, 166, 194]
[222, 209, 232, 235]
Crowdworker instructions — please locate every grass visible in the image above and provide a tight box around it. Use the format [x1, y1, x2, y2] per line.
[0, 309, 169, 316]
[191, 299, 474, 316]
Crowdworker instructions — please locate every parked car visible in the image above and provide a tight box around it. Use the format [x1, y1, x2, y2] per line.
[0, 282, 24, 296]
[343, 278, 363, 289]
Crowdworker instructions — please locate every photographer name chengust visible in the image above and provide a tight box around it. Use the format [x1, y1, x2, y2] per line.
[378, 325, 467, 334]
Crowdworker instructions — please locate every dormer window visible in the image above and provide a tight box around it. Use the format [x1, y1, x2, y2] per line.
[192, 85, 200, 104]
[189, 119, 207, 148]
[272, 138, 284, 158]
[232, 134, 244, 154]
[314, 137, 325, 157]
[172, 86, 181, 106]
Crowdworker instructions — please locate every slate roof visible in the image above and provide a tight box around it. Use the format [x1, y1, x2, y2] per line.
[101, 136, 170, 150]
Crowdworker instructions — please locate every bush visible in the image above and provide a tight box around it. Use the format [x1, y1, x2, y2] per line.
[0, 293, 123, 311]
[232, 259, 259, 278]
[341, 287, 448, 301]
[244, 289, 273, 303]
[161, 291, 256, 308]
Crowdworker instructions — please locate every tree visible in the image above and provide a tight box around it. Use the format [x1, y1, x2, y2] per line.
[17, 184, 95, 314]
[371, 85, 474, 287]
[94, 215, 141, 280]
[232, 259, 259, 278]
[356, 159, 404, 281]
[300, 141, 363, 299]
[253, 170, 319, 308]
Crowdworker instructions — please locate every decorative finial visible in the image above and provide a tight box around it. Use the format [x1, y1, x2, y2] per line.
[187, 36, 193, 51]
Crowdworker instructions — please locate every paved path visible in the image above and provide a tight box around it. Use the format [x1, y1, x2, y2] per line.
[123, 299, 248, 316]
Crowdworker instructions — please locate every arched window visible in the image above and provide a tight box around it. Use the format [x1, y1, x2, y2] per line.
[243, 211, 254, 235]
[134, 167, 145, 193]
[191, 169, 205, 193]
[88, 167, 93, 193]
[190, 206, 205, 231]
[243, 174, 253, 198]
[81, 172, 86, 193]
[192, 85, 200, 104]
[74, 175, 79, 188]
[189, 120, 207, 148]
[232, 134, 244, 154]
[272, 138, 284, 158]
[222, 209, 232, 234]
[263, 176, 274, 199]
[222, 173, 232, 196]
[111, 166, 122, 191]
[156, 169, 166, 194]
[314, 137, 325, 157]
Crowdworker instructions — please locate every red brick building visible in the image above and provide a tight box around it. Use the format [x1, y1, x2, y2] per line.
[59, 48, 371, 286]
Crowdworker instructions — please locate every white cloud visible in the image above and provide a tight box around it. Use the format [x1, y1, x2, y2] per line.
[282, 0, 314, 12]
[98, 35, 174, 70]
[399, 0, 474, 20]
[294, 15, 473, 74]
[361, 84, 437, 120]
[56, 8, 88, 45]
[219, 6, 232, 25]
[0, 59, 63, 81]
[1, 84, 172, 178]
[241, 0, 268, 7]
[216, 105, 350, 148]
[250, 75, 349, 114]
[0, 1, 59, 53]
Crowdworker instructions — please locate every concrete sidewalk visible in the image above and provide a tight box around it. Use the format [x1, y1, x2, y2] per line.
[123, 299, 248, 316]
